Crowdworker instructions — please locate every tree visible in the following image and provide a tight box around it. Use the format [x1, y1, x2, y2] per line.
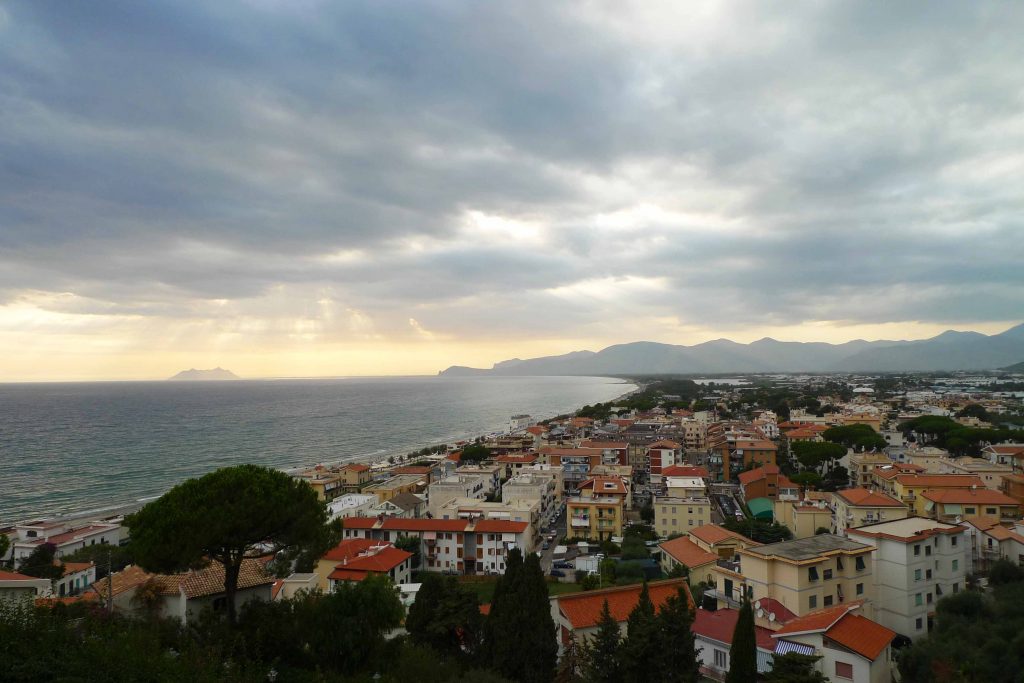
[555, 631, 586, 683]
[656, 587, 700, 683]
[460, 443, 490, 463]
[725, 598, 757, 683]
[789, 471, 822, 489]
[619, 582, 660, 682]
[486, 549, 557, 682]
[791, 442, 846, 473]
[764, 652, 827, 682]
[584, 599, 621, 683]
[126, 464, 327, 624]
[723, 518, 793, 544]
[395, 534, 421, 570]
[61, 543, 133, 580]
[0, 533, 9, 568]
[405, 573, 483, 660]
[989, 558, 1024, 586]
[19, 543, 64, 581]
[640, 503, 654, 524]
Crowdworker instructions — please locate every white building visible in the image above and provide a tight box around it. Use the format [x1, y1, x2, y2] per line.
[0, 570, 52, 600]
[427, 474, 488, 517]
[11, 521, 125, 565]
[848, 518, 967, 639]
[327, 494, 378, 520]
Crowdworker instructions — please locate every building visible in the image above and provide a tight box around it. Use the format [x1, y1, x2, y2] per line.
[646, 440, 681, 484]
[579, 440, 629, 466]
[577, 475, 631, 509]
[847, 518, 967, 639]
[363, 474, 428, 503]
[550, 578, 691, 653]
[831, 488, 908, 535]
[0, 570, 52, 600]
[711, 535, 875, 617]
[1002, 473, 1024, 504]
[848, 452, 893, 488]
[314, 539, 413, 591]
[566, 494, 624, 542]
[370, 492, 426, 518]
[710, 434, 779, 482]
[662, 465, 710, 479]
[54, 562, 96, 598]
[339, 463, 373, 492]
[694, 606, 778, 680]
[688, 524, 759, 559]
[541, 447, 608, 493]
[90, 560, 274, 624]
[10, 521, 124, 565]
[665, 476, 708, 499]
[920, 488, 1020, 526]
[738, 464, 798, 502]
[341, 517, 530, 575]
[502, 472, 560, 527]
[774, 500, 833, 540]
[982, 443, 1024, 471]
[937, 456, 1013, 491]
[770, 604, 896, 683]
[658, 535, 719, 577]
[889, 474, 985, 515]
[494, 453, 539, 479]
[975, 522, 1024, 568]
[654, 496, 712, 538]
[327, 493, 378, 520]
[427, 474, 488, 516]
[292, 466, 345, 501]
[454, 463, 504, 495]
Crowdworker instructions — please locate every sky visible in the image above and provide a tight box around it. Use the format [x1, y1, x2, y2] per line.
[1, 1, 1022, 381]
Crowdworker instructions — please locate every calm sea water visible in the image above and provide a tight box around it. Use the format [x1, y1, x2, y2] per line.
[0, 376, 633, 524]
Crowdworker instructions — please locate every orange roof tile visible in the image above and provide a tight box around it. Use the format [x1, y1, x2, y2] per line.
[894, 474, 984, 488]
[688, 524, 756, 546]
[738, 464, 780, 486]
[649, 440, 682, 449]
[824, 613, 896, 661]
[472, 520, 529, 533]
[693, 608, 776, 650]
[556, 579, 691, 629]
[983, 526, 1024, 544]
[922, 488, 1020, 505]
[774, 604, 851, 636]
[659, 537, 719, 569]
[834, 488, 905, 507]
[662, 465, 710, 478]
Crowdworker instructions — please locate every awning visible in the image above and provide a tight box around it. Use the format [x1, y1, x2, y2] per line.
[774, 640, 815, 656]
[923, 500, 934, 512]
[943, 503, 962, 515]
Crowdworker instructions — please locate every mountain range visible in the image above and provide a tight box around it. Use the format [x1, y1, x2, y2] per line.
[440, 323, 1024, 376]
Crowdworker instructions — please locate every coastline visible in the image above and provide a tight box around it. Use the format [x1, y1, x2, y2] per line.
[2, 376, 638, 527]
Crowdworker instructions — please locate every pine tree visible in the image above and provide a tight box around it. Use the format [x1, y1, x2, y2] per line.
[656, 587, 701, 683]
[406, 573, 483, 660]
[764, 652, 827, 682]
[725, 597, 758, 683]
[619, 582, 660, 683]
[555, 631, 585, 683]
[486, 549, 556, 682]
[584, 599, 621, 683]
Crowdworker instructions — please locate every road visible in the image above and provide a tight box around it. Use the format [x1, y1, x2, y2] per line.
[538, 506, 567, 573]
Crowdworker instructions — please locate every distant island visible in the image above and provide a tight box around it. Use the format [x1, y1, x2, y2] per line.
[168, 367, 240, 381]
[439, 322, 1024, 376]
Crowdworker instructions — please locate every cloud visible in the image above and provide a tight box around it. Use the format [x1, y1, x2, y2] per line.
[0, 0, 1022, 376]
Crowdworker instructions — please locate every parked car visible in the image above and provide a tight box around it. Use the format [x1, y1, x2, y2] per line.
[542, 541, 550, 550]
[554, 561, 573, 569]
[550, 569, 565, 578]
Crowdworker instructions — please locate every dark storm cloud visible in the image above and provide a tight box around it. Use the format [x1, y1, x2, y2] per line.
[0, 0, 1022, 340]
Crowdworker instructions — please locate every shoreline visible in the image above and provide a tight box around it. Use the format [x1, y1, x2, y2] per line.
[2, 377, 638, 527]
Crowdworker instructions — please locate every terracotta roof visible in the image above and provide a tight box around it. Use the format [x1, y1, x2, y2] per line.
[784, 429, 822, 439]
[90, 565, 154, 597]
[342, 517, 469, 532]
[825, 612, 896, 660]
[0, 570, 47, 582]
[754, 597, 797, 624]
[984, 526, 1024, 544]
[688, 524, 755, 546]
[738, 464, 780, 486]
[834, 488, 905, 507]
[495, 454, 539, 463]
[774, 604, 851, 636]
[391, 466, 432, 475]
[922, 488, 1019, 505]
[579, 476, 628, 495]
[581, 441, 628, 449]
[526, 425, 547, 435]
[473, 520, 529, 533]
[62, 562, 95, 576]
[659, 537, 718, 569]
[986, 445, 1024, 456]
[662, 465, 710, 478]
[556, 579, 691, 629]
[479, 603, 491, 615]
[692, 608, 776, 650]
[894, 474, 984, 488]
[324, 540, 411, 580]
[648, 440, 682, 449]
[152, 559, 274, 599]
[343, 463, 371, 472]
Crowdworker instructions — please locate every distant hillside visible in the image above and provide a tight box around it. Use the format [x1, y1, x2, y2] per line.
[438, 323, 1024, 376]
[1004, 360, 1024, 373]
[168, 367, 240, 381]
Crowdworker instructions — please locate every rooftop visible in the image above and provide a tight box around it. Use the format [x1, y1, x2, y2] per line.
[693, 608, 776, 650]
[743, 534, 872, 562]
[921, 488, 1020, 505]
[773, 605, 896, 661]
[688, 524, 756, 547]
[847, 517, 963, 542]
[555, 578, 690, 629]
[834, 488, 905, 507]
[659, 536, 719, 569]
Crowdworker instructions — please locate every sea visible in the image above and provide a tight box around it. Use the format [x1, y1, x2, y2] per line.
[0, 375, 634, 525]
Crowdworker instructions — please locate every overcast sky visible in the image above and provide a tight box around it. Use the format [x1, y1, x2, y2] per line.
[2, 1, 1022, 380]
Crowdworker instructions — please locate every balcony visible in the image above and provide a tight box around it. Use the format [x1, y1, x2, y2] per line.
[570, 517, 591, 528]
[705, 588, 742, 609]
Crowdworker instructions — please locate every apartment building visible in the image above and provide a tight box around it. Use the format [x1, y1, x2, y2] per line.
[314, 539, 413, 591]
[848, 451, 893, 488]
[774, 500, 833, 540]
[889, 474, 985, 516]
[341, 517, 530, 575]
[502, 472, 559, 526]
[738, 464, 798, 502]
[427, 474, 488, 517]
[362, 474, 427, 503]
[711, 535, 875, 617]
[646, 440, 681, 484]
[540, 447, 607, 493]
[832, 488, 909, 535]
[566, 495, 624, 542]
[293, 466, 345, 501]
[848, 518, 967, 639]
[937, 456, 1013, 491]
[653, 496, 712, 538]
[658, 535, 719, 577]
[454, 463, 504, 495]
[688, 524, 759, 559]
[10, 521, 125, 565]
[921, 488, 1020, 526]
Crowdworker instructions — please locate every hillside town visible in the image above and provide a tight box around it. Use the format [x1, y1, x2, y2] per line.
[3, 371, 1024, 682]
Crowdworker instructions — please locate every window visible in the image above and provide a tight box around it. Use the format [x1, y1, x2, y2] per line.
[936, 584, 943, 596]
[965, 507, 976, 515]
[855, 557, 866, 571]
[951, 535, 958, 546]
[953, 583, 959, 594]
[809, 595, 817, 609]
[926, 569, 932, 580]
[836, 557, 844, 571]
[824, 569, 833, 580]
[925, 546, 932, 556]
[808, 567, 819, 582]
[916, 617, 923, 630]
[915, 593, 923, 606]
[986, 507, 997, 515]
[856, 583, 864, 595]
[914, 544, 921, 556]
[824, 595, 834, 607]
[952, 559, 959, 572]
[835, 661, 854, 680]
[927, 593, 933, 604]
[914, 568, 922, 581]
[714, 649, 727, 669]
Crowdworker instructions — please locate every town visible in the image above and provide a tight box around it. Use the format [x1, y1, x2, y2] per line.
[3, 370, 1024, 682]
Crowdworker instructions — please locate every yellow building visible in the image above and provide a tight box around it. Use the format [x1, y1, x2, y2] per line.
[293, 466, 344, 502]
[831, 488, 908, 534]
[848, 452, 892, 488]
[567, 495, 624, 541]
[362, 474, 427, 503]
[654, 496, 712, 538]
[711, 535, 875, 616]
[774, 501, 833, 539]
[922, 488, 1021, 526]
[688, 524, 759, 558]
[890, 474, 984, 515]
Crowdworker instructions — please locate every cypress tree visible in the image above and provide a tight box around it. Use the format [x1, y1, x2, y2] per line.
[656, 587, 701, 683]
[725, 597, 758, 683]
[584, 599, 621, 683]
[483, 548, 524, 666]
[486, 549, 556, 682]
[619, 582, 660, 683]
